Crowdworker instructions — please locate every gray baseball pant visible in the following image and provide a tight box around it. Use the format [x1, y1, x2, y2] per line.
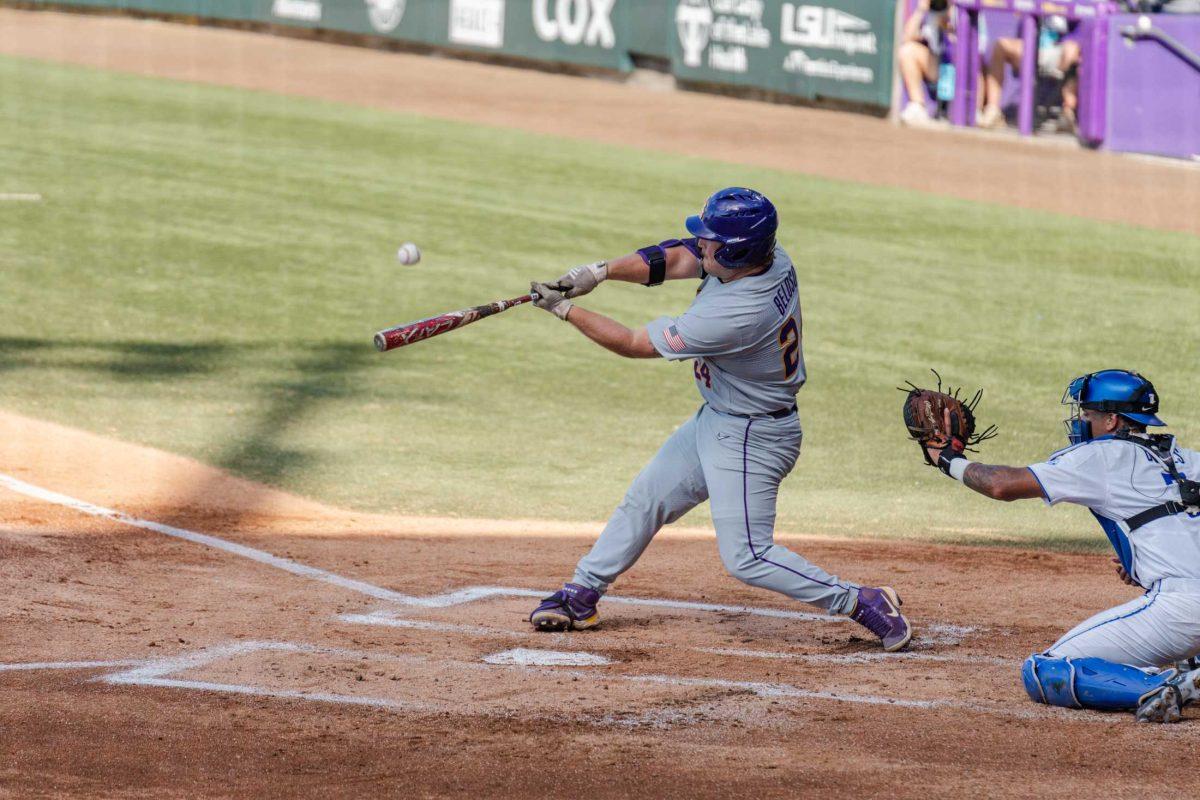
[573, 405, 858, 614]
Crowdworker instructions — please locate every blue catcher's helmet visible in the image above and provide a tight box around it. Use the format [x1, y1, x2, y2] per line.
[685, 187, 778, 269]
[1062, 369, 1165, 445]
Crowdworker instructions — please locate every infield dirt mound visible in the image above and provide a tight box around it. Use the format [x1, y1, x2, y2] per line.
[2, 410, 1197, 798]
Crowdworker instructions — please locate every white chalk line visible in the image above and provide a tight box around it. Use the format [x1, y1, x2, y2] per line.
[0, 472, 974, 640]
[0, 640, 1142, 727]
[0, 659, 141, 672]
[0, 192, 42, 202]
[0, 478, 1158, 728]
[342, 609, 993, 664]
[0, 473, 419, 605]
[101, 641, 434, 712]
[696, 647, 1011, 666]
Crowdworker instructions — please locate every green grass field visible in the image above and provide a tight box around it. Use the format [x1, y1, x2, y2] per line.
[2, 54, 1198, 549]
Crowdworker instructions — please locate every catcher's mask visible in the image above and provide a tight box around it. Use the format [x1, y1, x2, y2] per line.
[1062, 369, 1165, 445]
[685, 187, 778, 269]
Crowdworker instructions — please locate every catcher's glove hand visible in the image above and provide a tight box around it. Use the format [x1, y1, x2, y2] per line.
[901, 370, 998, 475]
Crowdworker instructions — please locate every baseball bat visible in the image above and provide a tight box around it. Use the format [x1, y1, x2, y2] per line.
[373, 292, 538, 352]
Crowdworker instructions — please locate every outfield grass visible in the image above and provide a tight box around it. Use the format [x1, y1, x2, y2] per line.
[1, 54, 1197, 549]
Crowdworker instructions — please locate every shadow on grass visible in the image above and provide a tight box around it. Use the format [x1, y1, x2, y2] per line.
[0, 336, 230, 379]
[0, 335, 374, 525]
[215, 342, 372, 486]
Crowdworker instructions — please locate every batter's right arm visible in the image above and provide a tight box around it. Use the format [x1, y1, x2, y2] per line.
[551, 242, 701, 298]
[605, 247, 701, 284]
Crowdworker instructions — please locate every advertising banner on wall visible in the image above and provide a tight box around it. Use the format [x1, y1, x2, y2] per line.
[24, 0, 895, 107]
[495, 0, 631, 70]
[448, 0, 506, 48]
[671, 0, 896, 108]
[270, 0, 447, 42]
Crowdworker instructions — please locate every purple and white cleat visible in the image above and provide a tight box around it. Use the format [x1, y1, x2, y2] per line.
[529, 583, 601, 632]
[850, 586, 913, 652]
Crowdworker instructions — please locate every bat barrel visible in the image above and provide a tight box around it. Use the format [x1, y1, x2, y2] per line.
[372, 293, 535, 354]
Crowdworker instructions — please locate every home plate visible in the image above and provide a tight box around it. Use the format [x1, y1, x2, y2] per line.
[482, 648, 613, 666]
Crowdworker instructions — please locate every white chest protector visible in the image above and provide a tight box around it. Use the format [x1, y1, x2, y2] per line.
[1029, 435, 1200, 586]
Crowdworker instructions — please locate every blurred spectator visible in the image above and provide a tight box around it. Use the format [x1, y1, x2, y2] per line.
[897, 0, 952, 127]
[980, 16, 1081, 132]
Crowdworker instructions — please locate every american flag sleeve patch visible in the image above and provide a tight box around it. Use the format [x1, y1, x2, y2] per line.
[664, 324, 687, 353]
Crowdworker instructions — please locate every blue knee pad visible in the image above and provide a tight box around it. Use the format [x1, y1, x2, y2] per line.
[1022, 654, 1175, 712]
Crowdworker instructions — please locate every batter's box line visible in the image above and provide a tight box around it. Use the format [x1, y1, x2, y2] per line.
[339, 610, 985, 659]
[0, 640, 1141, 728]
[0, 473, 976, 641]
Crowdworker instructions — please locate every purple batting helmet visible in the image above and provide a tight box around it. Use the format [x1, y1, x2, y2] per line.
[685, 187, 778, 269]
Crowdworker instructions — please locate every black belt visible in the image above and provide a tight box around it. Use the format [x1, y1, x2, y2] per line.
[1126, 501, 1196, 532]
[729, 404, 797, 420]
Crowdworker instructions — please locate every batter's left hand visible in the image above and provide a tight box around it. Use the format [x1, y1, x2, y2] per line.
[531, 282, 573, 321]
[553, 261, 608, 299]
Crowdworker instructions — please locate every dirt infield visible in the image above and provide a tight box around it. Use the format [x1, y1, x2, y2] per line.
[2, 410, 1197, 798]
[1, 7, 1199, 235]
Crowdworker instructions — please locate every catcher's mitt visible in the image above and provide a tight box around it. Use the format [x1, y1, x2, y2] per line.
[900, 370, 998, 468]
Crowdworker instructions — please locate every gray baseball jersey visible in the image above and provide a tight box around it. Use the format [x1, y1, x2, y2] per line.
[645, 245, 804, 416]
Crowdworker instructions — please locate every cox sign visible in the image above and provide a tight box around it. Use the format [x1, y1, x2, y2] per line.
[532, 0, 615, 48]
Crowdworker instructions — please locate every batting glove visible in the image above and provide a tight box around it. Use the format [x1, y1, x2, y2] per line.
[530, 282, 573, 321]
[554, 261, 607, 299]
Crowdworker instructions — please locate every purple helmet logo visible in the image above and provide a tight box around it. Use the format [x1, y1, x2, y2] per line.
[685, 187, 778, 269]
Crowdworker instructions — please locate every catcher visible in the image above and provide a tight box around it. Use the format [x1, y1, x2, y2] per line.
[906, 369, 1200, 723]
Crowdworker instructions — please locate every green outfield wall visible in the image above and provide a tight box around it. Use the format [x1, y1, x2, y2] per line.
[20, 0, 897, 108]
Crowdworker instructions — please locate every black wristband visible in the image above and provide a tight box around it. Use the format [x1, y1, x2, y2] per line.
[637, 246, 667, 287]
[936, 445, 965, 477]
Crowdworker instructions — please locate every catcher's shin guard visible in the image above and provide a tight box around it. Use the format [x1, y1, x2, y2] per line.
[1022, 654, 1185, 716]
[529, 583, 600, 632]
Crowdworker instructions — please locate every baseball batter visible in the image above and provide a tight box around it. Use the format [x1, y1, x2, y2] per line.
[920, 369, 1200, 722]
[525, 187, 912, 652]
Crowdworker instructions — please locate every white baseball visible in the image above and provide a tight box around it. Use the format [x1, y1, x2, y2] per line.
[397, 242, 421, 265]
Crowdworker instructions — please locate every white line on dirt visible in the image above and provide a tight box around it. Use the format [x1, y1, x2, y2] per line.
[0, 473, 425, 604]
[696, 647, 1011, 666]
[342, 610, 991, 664]
[402, 586, 836, 622]
[98, 641, 435, 711]
[0, 473, 976, 634]
[345, 604, 973, 648]
[0, 192, 42, 202]
[0, 640, 1137, 727]
[0, 659, 141, 672]
[620, 672, 942, 708]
